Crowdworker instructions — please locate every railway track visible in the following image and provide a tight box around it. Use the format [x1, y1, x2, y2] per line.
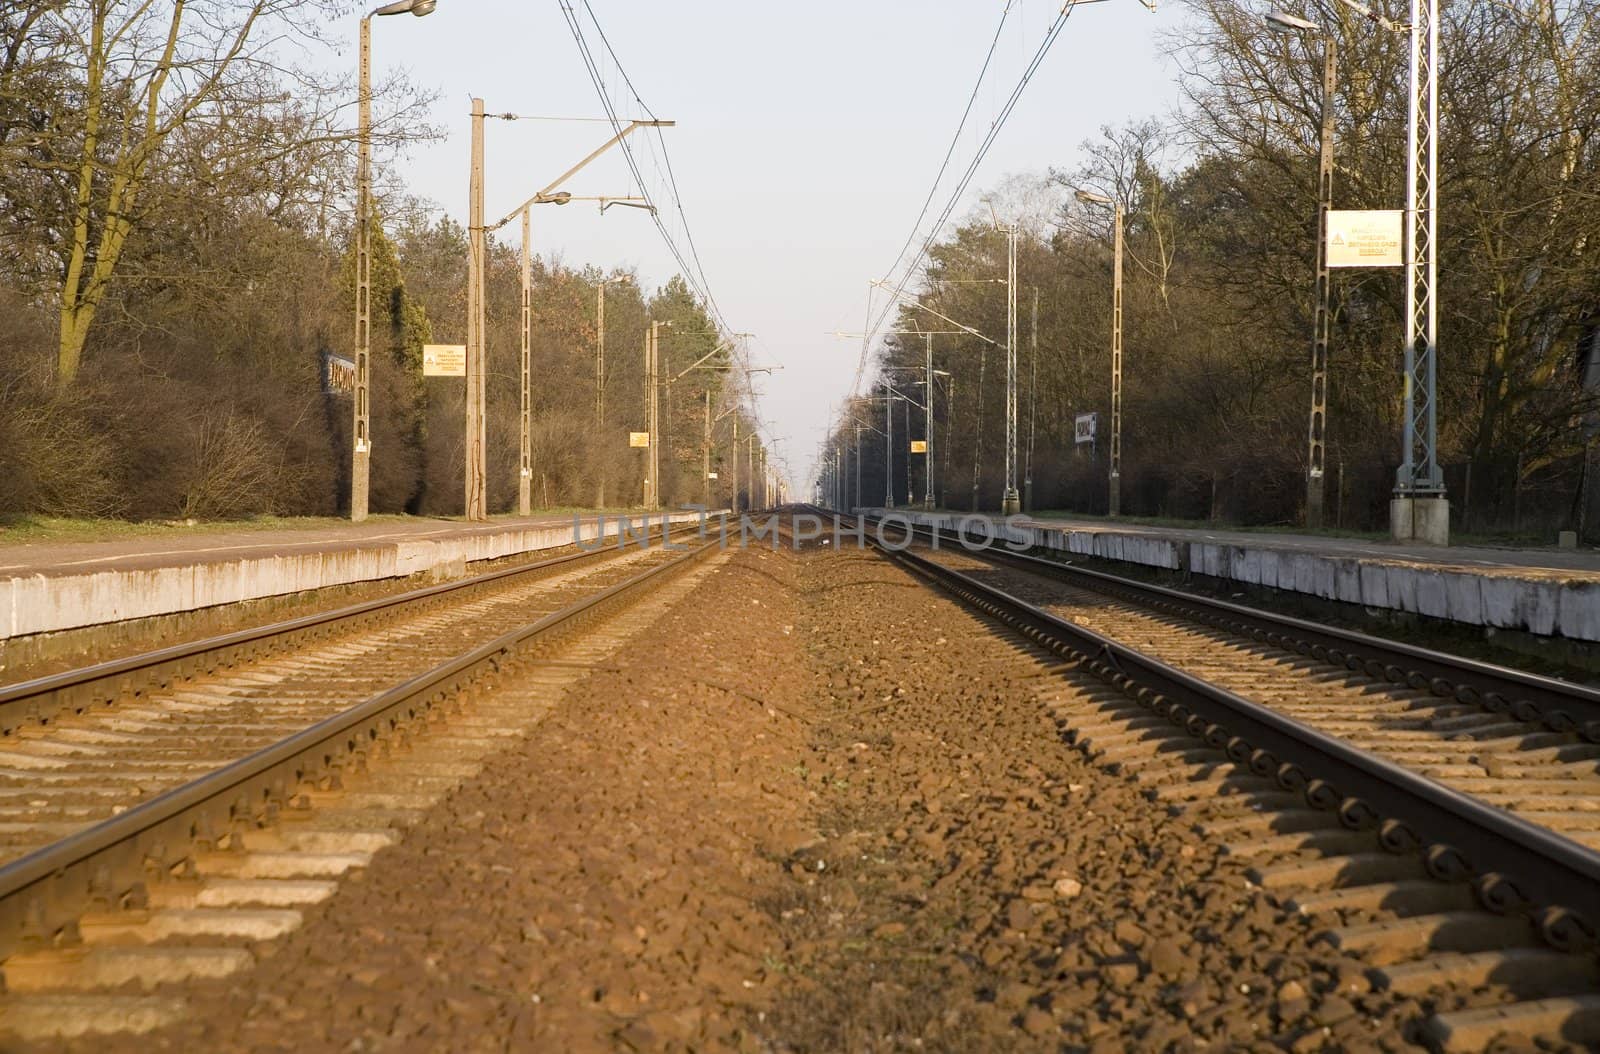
[842, 510, 1600, 1051]
[0, 520, 693, 864]
[0, 523, 723, 1042]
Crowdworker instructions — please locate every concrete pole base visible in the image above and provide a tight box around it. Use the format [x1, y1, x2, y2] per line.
[1001, 488, 1021, 516]
[1390, 495, 1450, 545]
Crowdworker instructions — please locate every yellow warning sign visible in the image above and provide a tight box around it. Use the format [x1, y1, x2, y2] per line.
[422, 344, 466, 376]
[1326, 210, 1402, 268]
[910, 440, 928, 454]
[629, 432, 650, 448]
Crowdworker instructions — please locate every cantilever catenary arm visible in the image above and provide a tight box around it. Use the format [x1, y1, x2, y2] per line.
[869, 281, 1000, 346]
[489, 119, 674, 231]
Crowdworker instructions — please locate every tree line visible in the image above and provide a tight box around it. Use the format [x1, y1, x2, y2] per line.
[0, 1, 764, 522]
[827, 0, 1600, 539]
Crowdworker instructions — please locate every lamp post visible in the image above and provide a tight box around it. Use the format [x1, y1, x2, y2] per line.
[465, 96, 487, 520]
[830, 328, 963, 510]
[1000, 221, 1021, 515]
[469, 119, 670, 520]
[596, 278, 610, 508]
[351, 0, 437, 522]
[646, 320, 670, 509]
[884, 376, 895, 508]
[1076, 189, 1124, 517]
[867, 283, 1001, 507]
[1266, 10, 1337, 530]
[854, 422, 863, 510]
[661, 334, 763, 508]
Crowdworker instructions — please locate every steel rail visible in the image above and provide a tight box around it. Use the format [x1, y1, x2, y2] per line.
[865, 513, 1600, 739]
[0, 517, 695, 735]
[839, 513, 1600, 946]
[0, 534, 720, 963]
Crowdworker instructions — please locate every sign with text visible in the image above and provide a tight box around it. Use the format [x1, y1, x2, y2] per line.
[1326, 210, 1403, 268]
[321, 352, 355, 395]
[910, 440, 927, 454]
[707, 471, 719, 480]
[422, 344, 467, 376]
[1074, 412, 1098, 445]
[629, 432, 650, 448]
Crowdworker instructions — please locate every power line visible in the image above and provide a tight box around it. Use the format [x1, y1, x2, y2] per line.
[846, 3, 1079, 420]
[556, 0, 736, 337]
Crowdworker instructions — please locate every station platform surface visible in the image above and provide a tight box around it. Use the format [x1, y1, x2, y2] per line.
[0, 514, 597, 579]
[0, 511, 693, 642]
[874, 508, 1600, 644]
[1014, 514, 1600, 582]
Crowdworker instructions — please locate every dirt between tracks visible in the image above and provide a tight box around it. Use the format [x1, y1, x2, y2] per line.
[83, 543, 1455, 1052]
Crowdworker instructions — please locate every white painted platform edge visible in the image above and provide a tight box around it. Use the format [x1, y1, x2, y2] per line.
[1, 513, 704, 641]
[880, 510, 1600, 643]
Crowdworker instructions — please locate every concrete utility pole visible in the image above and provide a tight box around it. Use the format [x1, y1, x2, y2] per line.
[1308, 35, 1336, 530]
[855, 423, 863, 510]
[1001, 222, 1021, 515]
[1395, 0, 1447, 543]
[645, 321, 668, 509]
[748, 433, 757, 510]
[702, 388, 712, 507]
[596, 280, 606, 508]
[476, 119, 664, 515]
[1026, 288, 1037, 513]
[942, 376, 954, 509]
[859, 287, 1000, 510]
[465, 96, 487, 521]
[884, 377, 895, 509]
[1077, 189, 1124, 517]
[517, 207, 533, 514]
[924, 333, 936, 509]
[1110, 204, 1123, 517]
[351, 0, 437, 522]
[351, 15, 374, 521]
[1267, 10, 1337, 530]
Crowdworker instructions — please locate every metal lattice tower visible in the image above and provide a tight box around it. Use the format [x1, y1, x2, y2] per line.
[1399, 0, 1442, 496]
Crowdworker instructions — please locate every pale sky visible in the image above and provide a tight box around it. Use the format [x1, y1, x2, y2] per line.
[357, 0, 1186, 489]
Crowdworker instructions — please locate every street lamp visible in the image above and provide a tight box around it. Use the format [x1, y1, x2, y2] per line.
[1265, 10, 1337, 529]
[830, 327, 963, 510]
[351, 0, 438, 522]
[1075, 188, 1124, 517]
[864, 284, 1001, 508]
[466, 116, 672, 521]
[645, 320, 671, 509]
[658, 332, 763, 507]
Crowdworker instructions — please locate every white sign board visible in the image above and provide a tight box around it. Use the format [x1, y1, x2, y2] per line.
[707, 471, 718, 480]
[1327, 210, 1403, 268]
[1074, 412, 1098, 445]
[422, 344, 467, 376]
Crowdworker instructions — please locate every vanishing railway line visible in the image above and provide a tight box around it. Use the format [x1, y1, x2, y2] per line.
[837, 510, 1600, 1050]
[0, 523, 725, 1042]
[5, 507, 1600, 1048]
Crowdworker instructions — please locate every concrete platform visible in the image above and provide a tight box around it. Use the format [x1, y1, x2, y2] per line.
[872, 510, 1600, 644]
[0, 512, 700, 642]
